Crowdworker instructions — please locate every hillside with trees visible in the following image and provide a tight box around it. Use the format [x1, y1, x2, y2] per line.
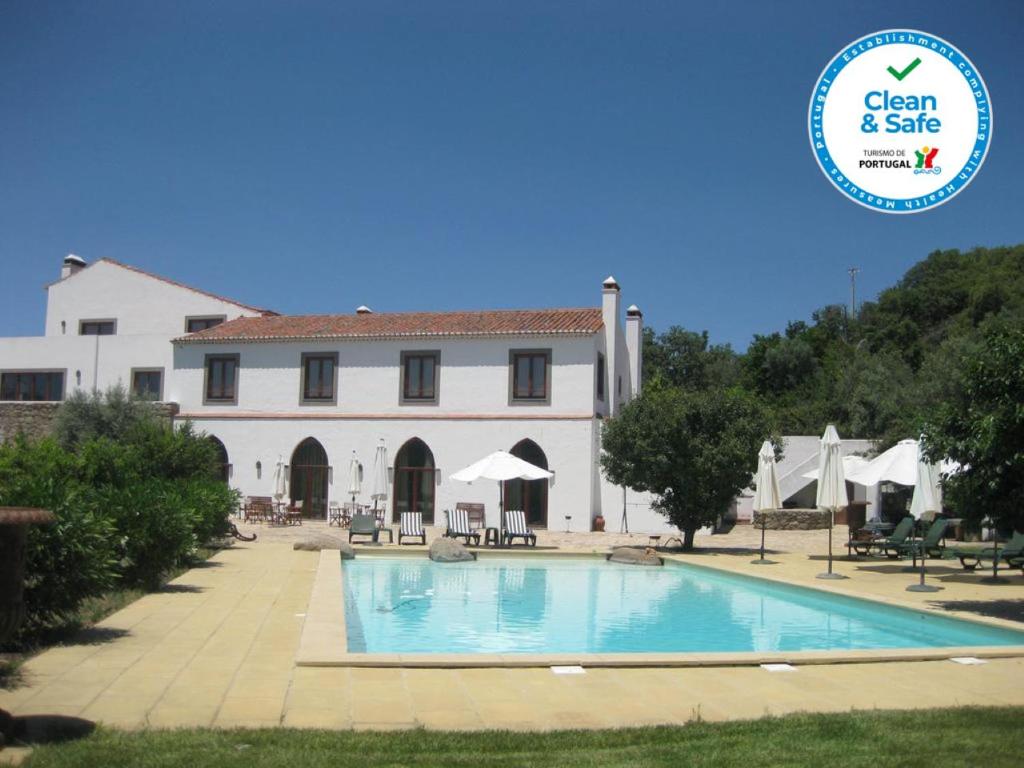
[642, 244, 1024, 448]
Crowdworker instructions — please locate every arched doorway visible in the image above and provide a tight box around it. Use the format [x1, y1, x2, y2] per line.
[393, 438, 436, 525]
[208, 436, 230, 483]
[504, 439, 548, 528]
[290, 438, 329, 519]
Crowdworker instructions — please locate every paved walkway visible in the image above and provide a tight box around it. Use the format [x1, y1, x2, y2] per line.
[2, 534, 1023, 731]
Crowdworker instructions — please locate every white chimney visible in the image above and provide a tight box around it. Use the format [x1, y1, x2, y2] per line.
[601, 276, 621, 416]
[61, 253, 86, 280]
[355, 305, 373, 314]
[625, 304, 643, 398]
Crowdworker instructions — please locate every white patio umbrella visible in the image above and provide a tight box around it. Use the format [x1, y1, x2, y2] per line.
[370, 439, 389, 512]
[815, 425, 848, 580]
[450, 451, 553, 529]
[272, 455, 287, 502]
[907, 441, 944, 593]
[801, 455, 870, 482]
[348, 451, 363, 507]
[751, 441, 781, 565]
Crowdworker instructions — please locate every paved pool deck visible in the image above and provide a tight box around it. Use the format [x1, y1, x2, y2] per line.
[2, 531, 1023, 732]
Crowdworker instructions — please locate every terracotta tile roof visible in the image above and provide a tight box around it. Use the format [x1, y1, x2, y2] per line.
[174, 307, 604, 343]
[50, 258, 278, 316]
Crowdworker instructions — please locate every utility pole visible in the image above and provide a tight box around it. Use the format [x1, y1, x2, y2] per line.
[848, 267, 860, 320]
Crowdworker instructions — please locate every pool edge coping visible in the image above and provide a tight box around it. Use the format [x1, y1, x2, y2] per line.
[295, 549, 1024, 668]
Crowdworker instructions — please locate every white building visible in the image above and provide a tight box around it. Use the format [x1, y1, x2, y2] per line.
[1, 255, 675, 533]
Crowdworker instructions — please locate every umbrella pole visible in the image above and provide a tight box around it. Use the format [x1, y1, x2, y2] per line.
[981, 522, 1008, 585]
[751, 511, 776, 565]
[817, 509, 847, 579]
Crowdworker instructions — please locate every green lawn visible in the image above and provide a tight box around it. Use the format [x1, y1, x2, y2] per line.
[18, 707, 1024, 767]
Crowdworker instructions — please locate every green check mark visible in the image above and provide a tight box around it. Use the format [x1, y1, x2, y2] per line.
[887, 57, 921, 81]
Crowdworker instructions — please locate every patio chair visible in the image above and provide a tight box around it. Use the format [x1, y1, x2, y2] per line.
[895, 518, 949, 561]
[349, 513, 380, 544]
[503, 509, 537, 547]
[847, 516, 914, 558]
[286, 499, 304, 526]
[398, 512, 426, 545]
[955, 531, 1024, 572]
[458, 502, 486, 531]
[445, 507, 480, 545]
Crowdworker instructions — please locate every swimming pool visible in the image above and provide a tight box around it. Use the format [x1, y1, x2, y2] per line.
[340, 556, 1024, 655]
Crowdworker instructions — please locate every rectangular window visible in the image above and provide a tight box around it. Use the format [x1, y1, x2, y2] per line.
[301, 353, 338, 403]
[131, 368, 163, 400]
[1, 371, 65, 401]
[596, 353, 606, 401]
[204, 354, 239, 404]
[186, 316, 226, 333]
[510, 350, 551, 404]
[79, 320, 115, 335]
[400, 351, 440, 404]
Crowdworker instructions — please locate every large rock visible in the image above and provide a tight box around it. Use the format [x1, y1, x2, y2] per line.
[607, 547, 663, 566]
[429, 537, 476, 563]
[752, 508, 832, 530]
[293, 534, 355, 558]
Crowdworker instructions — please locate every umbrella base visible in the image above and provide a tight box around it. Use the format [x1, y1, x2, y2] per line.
[906, 583, 942, 592]
[816, 572, 848, 580]
[750, 559, 777, 565]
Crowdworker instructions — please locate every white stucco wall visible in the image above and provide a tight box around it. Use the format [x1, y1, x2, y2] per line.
[194, 415, 599, 531]
[44, 260, 266, 337]
[171, 335, 603, 415]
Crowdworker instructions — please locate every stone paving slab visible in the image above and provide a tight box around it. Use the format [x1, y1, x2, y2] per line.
[1, 537, 1023, 734]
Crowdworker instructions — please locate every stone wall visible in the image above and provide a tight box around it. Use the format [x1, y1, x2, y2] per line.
[752, 508, 833, 530]
[0, 401, 178, 443]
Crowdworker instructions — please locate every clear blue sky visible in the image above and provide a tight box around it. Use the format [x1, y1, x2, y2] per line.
[2, 1, 1021, 349]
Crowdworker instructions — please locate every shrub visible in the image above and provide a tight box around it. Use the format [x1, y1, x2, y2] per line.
[53, 385, 160, 450]
[0, 437, 118, 641]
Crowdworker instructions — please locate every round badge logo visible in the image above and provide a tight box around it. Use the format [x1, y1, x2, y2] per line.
[809, 30, 992, 213]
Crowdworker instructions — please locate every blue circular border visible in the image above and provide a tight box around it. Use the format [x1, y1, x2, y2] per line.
[808, 29, 993, 214]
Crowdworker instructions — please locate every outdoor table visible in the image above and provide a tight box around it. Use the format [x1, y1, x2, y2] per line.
[484, 527, 502, 547]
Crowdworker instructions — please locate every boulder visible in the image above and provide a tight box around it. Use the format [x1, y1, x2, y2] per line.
[607, 546, 663, 566]
[429, 537, 476, 563]
[293, 534, 356, 558]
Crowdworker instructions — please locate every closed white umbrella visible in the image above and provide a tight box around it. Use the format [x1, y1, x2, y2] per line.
[751, 441, 781, 565]
[272, 455, 287, 502]
[348, 451, 362, 507]
[816, 425, 848, 580]
[450, 451, 553, 529]
[908, 441, 944, 593]
[370, 439, 389, 512]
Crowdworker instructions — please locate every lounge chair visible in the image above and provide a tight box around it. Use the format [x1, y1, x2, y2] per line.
[349, 513, 381, 544]
[445, 508, 480, 545]
[895, 518, 948, 561]
[955, 531, 1024, 572]
[847, 517, 914, 558]
[398, 512, 426, 545]
[503, 509, 537, 547]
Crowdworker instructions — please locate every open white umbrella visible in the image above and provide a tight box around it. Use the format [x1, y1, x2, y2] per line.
[801, 455, 870, 482]
[272, 455, 287, 502]
[816, 425, 848, 580]
[450, 451, 553, 529]
[348, 451, 362, 507]
[751, 441, 781, 565]
[370, 439, 389, 512]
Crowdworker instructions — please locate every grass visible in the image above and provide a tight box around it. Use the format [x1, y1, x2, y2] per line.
[17, 707, 1024, 767]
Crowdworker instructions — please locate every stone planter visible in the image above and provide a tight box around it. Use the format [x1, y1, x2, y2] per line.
[752, 508, 833, 530]
[1, 507, 54, 745]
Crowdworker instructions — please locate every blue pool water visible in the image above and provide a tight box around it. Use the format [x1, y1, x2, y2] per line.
[341, 556, 1024, 654]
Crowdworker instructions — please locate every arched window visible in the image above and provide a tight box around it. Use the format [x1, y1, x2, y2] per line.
[208, 436, 230, 483]
[290, 437, 329, 519]
[504, 439, 548, 528]
[393, 438, 436, 525]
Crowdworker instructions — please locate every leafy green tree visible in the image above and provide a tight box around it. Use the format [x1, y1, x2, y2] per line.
[601, 384, 774, 550]
[922, 325, 1024, 532]
[643, 326, 740, 391]
[54, 384, 159, 450]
